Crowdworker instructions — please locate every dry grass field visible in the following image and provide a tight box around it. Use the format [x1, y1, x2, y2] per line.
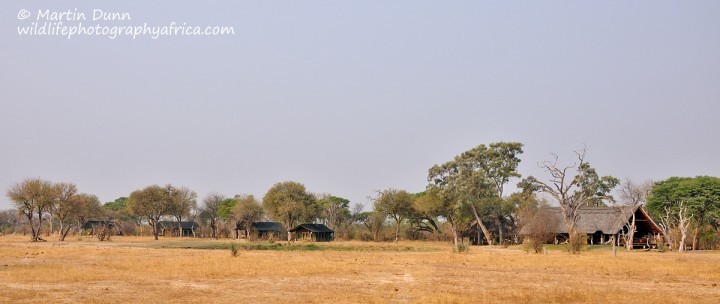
[1, 235, 719, 303]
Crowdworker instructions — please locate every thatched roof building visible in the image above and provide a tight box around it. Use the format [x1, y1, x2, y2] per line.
[519, 206, 662, 247]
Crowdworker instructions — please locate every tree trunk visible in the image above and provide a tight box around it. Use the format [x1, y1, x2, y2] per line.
[177, 216, 183, 238]
[210, 221, 218, 239]
[59, 225, 72, 241]
[24, 212, 37, 242]
[692, 226, 699, 250]
[449, 218, 459, 247]
[468, 203, 493, 245]
[34, 210, 44, 242]
[626, 213, 636, 251]
[152, 220, 159, 240]
[394, 218, 401, 242]
[679, 230, 687, 252]
[495, 217, 503, 245]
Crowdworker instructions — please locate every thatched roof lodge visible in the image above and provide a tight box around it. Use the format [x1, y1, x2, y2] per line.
[519, 206, 663, 247]
[289, 224, 334, 242]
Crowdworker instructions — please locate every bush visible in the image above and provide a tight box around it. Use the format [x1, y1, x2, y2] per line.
[522, 205, 559, 253]
[569, 233, 586, 254]
[93, 225, 113, 242]
[523, 237, 545, 254]
[229, 243, 240, 257]
[454, 243, 469, 253]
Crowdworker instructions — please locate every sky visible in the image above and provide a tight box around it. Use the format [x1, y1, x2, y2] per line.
[1, 1, 719, 210]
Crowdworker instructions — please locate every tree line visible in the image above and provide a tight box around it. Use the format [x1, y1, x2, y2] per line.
[3, 142, 719, 252]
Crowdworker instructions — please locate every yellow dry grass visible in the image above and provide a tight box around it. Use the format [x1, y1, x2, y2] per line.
[1, 235, 719, 303]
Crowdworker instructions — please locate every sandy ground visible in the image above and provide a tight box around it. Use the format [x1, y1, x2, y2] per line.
[1, 235, 719, 303]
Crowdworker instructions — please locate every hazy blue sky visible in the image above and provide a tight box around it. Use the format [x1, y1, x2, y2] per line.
[1, 1, 719, 210]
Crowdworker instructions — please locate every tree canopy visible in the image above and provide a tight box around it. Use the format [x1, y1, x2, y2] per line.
[647, 176, 720, 234]
[262, 181, 319, 240]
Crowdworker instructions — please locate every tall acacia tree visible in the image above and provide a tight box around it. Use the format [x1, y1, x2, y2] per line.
[318, 195, 351, 231]
[53, 182, 79, 241]
[128, 185, 175, 240]
[262, 181, 319, 241]
[430, 142, 524, 245]
[7, 178, 57, 241]
[232, 194, 264, 239]
[523, 147, 619, 253]
[374, 189, 415, 242]
[427, 163, 466, 246]
[168, 186, 197, 237]
[201, 193, 225, 239]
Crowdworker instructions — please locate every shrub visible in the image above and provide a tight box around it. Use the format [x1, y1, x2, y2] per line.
[523, 205, 559, 253]
[454, 243, 469, 253]
[569, 233, 586, 254]
[229, 243, 240, 257]
[92, 224, 113, 242]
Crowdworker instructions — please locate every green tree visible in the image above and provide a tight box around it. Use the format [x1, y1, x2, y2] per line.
[647, 176, 720, 250]
[426, 163, 469, 246]
[128, 185, 175, 240]
[374, 189, 415, 242]
[103, 197, 129, 211]
[218, 198, 238, 221]
[262, 181, 319, 241]
[463, 142, 524, 245]
[506, 188, 540, 243]
[357, 211, 386, 241]
[408, 192, 441, 234]
[318, 195, 351, 231]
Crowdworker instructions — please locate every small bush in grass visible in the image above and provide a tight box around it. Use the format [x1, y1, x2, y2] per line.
[569, 233, 586, 254]
[454, 243, 469, 253]
[229, 243, 240, 257]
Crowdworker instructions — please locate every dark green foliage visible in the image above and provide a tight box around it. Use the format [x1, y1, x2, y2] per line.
[647, 176, 720, 224]
[218, 198, 238, 221]
[647, 176, 720, 249]
[103, 197, 128, 211]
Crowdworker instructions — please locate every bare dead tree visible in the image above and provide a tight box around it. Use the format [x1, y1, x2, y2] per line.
[677, 202, 693, 252]
[533, 150, 589, 253]
[658, 207, 675, 251]
[619, 208, 637, 251]
[617, 179, 652, 250]
[528, 147, 618, 253]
